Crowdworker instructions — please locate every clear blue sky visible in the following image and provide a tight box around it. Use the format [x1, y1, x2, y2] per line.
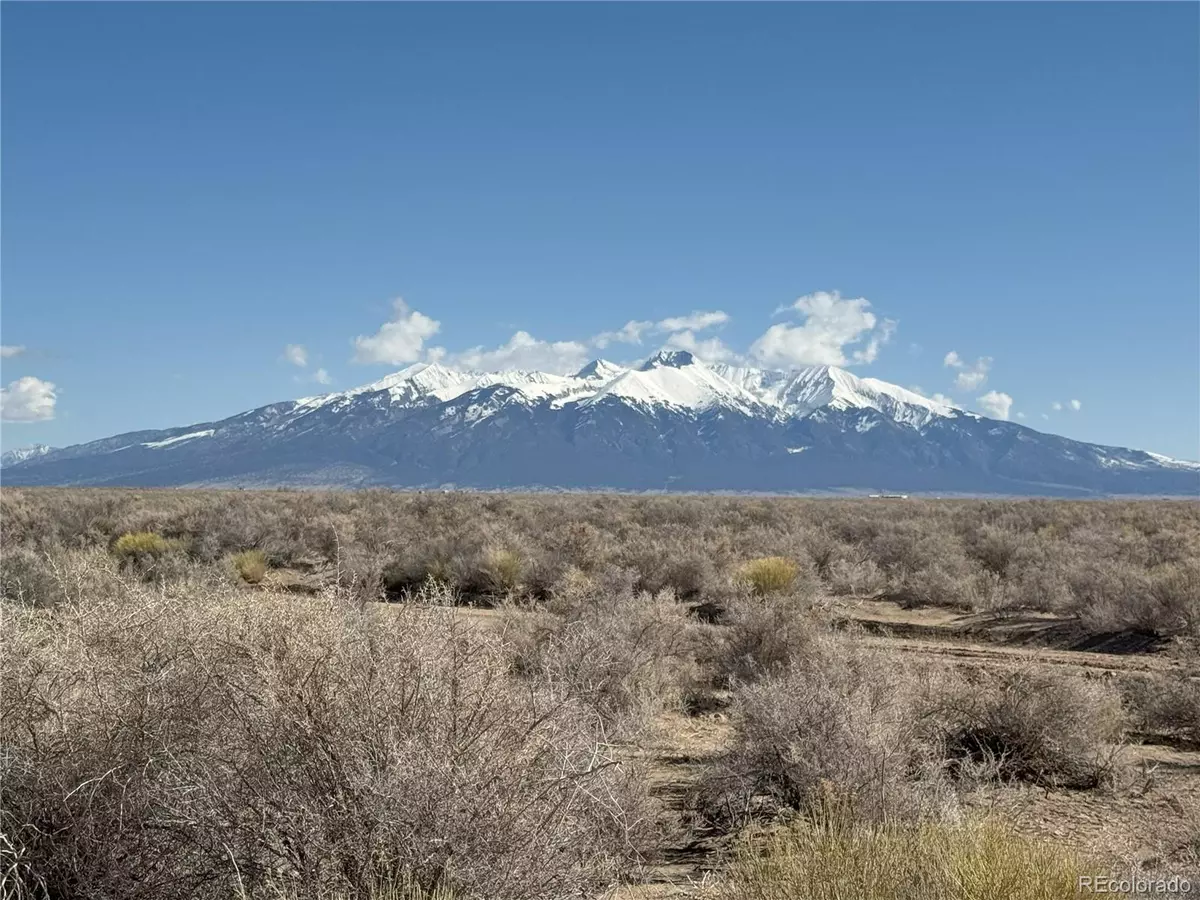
[3, 3, 1197, 458]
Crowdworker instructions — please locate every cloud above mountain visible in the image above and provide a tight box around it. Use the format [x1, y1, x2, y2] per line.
[347, 291, 897, 375]
[441, 311, 735, 373]
[976, 390, 1013, 421]
[1, 376, 57, 422]
[283, 344, 308, 367]
[750, 292, 894, 368]
[353, 299, 441, 365]
[442, 331, 592, 373]
[944, 351, 992, 391]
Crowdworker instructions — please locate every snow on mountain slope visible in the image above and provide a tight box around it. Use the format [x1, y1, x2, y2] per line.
[1142, 452, 1200, 471]
[296, 362, 589, 415]
[143, 429, 215, 449]
[583, 351, 766, 414]
[575, 359, 627, 381]
[711, 362, 957, 427]
[0, 444, 53, 467]
[288, 353, 961, 429]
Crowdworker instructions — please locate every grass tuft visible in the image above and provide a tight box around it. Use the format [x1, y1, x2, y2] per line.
[739, 557, 800, 595]
[231, 549, 269, 584]
[718, 818, 1090, 900]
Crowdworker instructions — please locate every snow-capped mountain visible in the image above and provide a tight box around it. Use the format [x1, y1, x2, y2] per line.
[0, 444, 53, 468]
[3, 353, 1196, 496]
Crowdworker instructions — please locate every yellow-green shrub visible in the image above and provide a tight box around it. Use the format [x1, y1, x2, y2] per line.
[718, 819, 1088, 900]
[112, 531, 178, 559]
[231, 549, 268, 584]
[484, 547, 524, 593]
[739, 557, 799, 595]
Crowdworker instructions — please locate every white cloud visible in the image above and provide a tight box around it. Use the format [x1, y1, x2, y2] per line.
[447, 331, 590, 374]
[910, 387, 960, 408]
[955, 368, 989, 391]
[293, 367, 333, 386]
[852, 317, 897, 364]
[1069, 399, 1082, 411]
[283, 344, 308, 367]
[1051, 401, 1063, 411]
[1016, 412, 1027, 420]
[656, 310, 730, 333]
[592, 320, 653, 349]
[445, 308, 733, 373]
[750, 291, 893, 368]
[663, 330, 739, 363]
[353, 299, 441, 365]
[1041, 413, 1050, 420]
[1, 376, 57, 422]
[976, 390, 1013, 421]
[0, 345, 26, 359]
[943, 350, 991, 390]
[593, 310, 728, 350]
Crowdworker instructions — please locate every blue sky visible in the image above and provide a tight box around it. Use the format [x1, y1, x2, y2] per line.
[2, 3, 1197, 458]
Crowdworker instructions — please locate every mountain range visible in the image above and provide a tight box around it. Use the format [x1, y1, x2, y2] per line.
[3, 351, 1197, 496]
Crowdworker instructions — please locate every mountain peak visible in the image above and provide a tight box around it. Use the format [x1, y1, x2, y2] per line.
[640, 349, 697, 370]
[0, 443, 53, 468]
[575, 359, 625, 380]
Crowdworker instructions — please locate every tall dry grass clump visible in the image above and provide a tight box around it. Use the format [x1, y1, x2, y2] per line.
[481, 546, 524, 595]
[716, 818, 1089, 900]
[738, 557, 800, 596]
[230, 548, 269, 584]
[0, 560, 658, 900]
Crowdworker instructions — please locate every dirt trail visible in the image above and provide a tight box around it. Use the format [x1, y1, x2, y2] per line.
[829, 596, 1192, 676]
[608, 713, 732, 898]
[858, 633, 1189, 676]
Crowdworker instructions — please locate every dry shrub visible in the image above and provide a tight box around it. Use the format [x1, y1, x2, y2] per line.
[739, 557, 800, 596]
[507, 582, 698, 736]
[927, 669, 1126, 789]
[1122, 674, 1200, 746]
[1148, 561, 1200, 637]
[699, 637, 951, 829]
[231, 548, 268, 584]
[1004, 563, 1074, 615]
[0, 547, 61, 608]
[963, 525, 1030, 578]
[0, 573, 658, 900]
[1063, 558, 1200, 637]
[889, 558, 994, 611]
[711, 594, 825, 686]
[826, 556, 886, 597]
[550, 521, 612, 572]
[801, 528, 842, 580]
[716, 819, 1088, 900]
